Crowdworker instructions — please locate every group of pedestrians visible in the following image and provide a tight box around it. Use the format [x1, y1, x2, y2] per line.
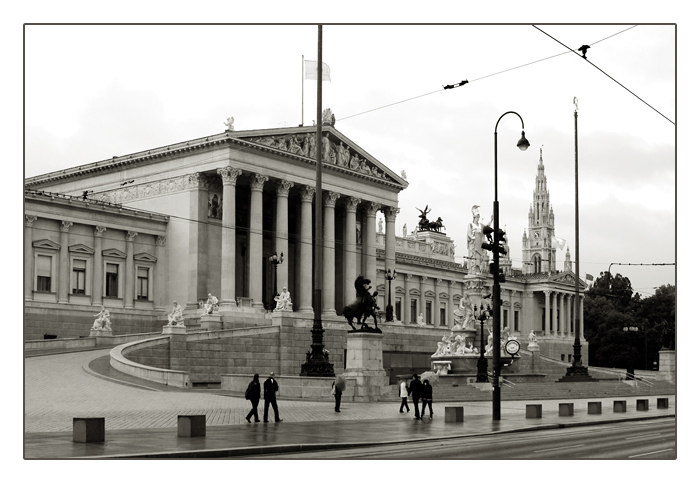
[399, 374, 433, 420]
[244, 372, 283, 423]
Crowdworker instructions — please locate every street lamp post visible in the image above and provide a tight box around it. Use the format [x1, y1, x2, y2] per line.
[384, 269, 396, 322]
[475, 303, 491, 383]
[490, 111, 530, 420]
[269, 252, 284, 308]
[623, 324, 639, 380]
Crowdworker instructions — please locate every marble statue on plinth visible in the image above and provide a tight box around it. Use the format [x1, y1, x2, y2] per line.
[467, 205, 493, 274]
[417, 313, 425, 326]
[528, 330, 539, 350]
[92, 306, 111, 331]
[167, 301, 185, 327]
[203, 293, 218, 315]
[274, 287, 293, 312]
[453, 295, 476, 330]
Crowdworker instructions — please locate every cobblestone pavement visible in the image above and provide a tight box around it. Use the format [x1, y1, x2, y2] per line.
[23, 350, 498, 433]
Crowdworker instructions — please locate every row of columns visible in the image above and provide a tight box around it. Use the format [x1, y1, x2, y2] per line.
[543, 290, 584, 337]
[24, 215, 166, 309]
[213, 166, 399, 314]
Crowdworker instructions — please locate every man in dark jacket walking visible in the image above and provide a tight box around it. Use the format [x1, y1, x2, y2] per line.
[263, 372, 283, 423]
[408, 374, 423, 420]
[245, 373, 261, 423]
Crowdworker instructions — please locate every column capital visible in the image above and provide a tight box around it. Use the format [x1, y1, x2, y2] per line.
[126, 231, 138, 242]
[250, 173, 269, 191]
[156, 235, 167, 246]
[363, 201, 381, 216]
[450, 280, 457, 287]
[300, 185, 315, 202]
[186, 172, 209, 190]
[381, 206, 400, 222]
[25, 215, 37, 227]
[60, 220, 73, 232]
[406, 273, 413, 280]
[323, 191, 340, 208]
[276, 180, 294, 197]
[543, 289, 551, 295]
[217, 166, 242, 185]
[420, 276, 428, 283]
[94, 226, 107, 237]
[344, 196, 361, 213]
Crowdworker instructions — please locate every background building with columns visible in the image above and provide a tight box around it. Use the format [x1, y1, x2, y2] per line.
[24, 123, 587, 370]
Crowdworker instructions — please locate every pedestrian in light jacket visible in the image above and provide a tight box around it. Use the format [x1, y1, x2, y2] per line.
[399, 379, 409, 413]
[408, 374, 423, 419]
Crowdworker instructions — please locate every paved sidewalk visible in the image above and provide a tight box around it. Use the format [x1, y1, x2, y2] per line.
[23, 349, 676, 459]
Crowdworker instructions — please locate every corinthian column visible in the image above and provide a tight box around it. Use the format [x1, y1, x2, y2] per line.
[362, 202, 381, 283]
[298, 186, 315, 313]
[58, 220, 72, 304]
[125, 231, 138, 308]
[322, 191, 340, 316]
[92, 226, 106, 306]
[248, 173, 268, 309]
[544, 290, 551, 335]
[276, 180, 294, 293]
[382, 206, 398, 317]
[155, 235, 167, 311]
[25, 215, 37, 301]
[217, 166, 242, 309]
[343, 197, 361, 306]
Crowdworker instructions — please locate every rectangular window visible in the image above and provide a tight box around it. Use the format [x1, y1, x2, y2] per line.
[72, 259, 86, 294]
[105, 263, 119, 297]
[514, 311, 520, 332]
[542, 309, 546, 331]
[426, 301, 433, 325]
[137, 267, 149, 300]
[395, 298, 402, 321]
[440, 303, 446, 326]
[36, 254, 52, 292]
[410, 299, 417, 323]
[503, 309, 509, 330]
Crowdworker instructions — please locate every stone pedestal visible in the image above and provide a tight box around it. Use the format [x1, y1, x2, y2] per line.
[90, 329, 113, 337]
[343, 331, 389, 402]
[432, 361, 451, 375]
[200, 315, 222, 331]
[163, 325, 187, 335]
[658, 350, 676, 382]
[73, 417, 105, 443]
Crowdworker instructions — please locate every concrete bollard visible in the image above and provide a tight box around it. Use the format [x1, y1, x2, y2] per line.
[657, 397, 669, 409]
[558, 403, 574, 416]
[613, 400, 627, 413]
[73, 417, 105, 443]
[525, 404, 542, 419]
[587, 402, 602, 414]
[445, 406, 464, 423]
[178, 415, 206, 437]
[636, 399, 649, 411]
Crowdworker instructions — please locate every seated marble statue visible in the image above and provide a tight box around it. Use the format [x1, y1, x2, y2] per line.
[528, 330, 537, 343]
[417, 313, 425, 326]
[92, 306, 110, 330]
[274, 287, 293, 311]
[203, 293, 218, 315]
[167, 301, 184, 326]
[432, 341, 446, 357]
[453, 296, 468, 326]
[453, 334, 466, 355]
[465, 341, 476, 353]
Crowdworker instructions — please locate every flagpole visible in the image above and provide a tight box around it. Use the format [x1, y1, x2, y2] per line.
[301, 55, 304, 126]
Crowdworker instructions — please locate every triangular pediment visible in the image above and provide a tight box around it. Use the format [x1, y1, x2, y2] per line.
[233, 126, 408, 188]
[102, 248, 126, 258]
[425, 290, 436, 297]
[134, 252, 158, 262]
[32, 239, 60, 250]
[409, 288, 421, 296]
[439, 292, 449, 300]
[69, 244, 95, 255]
[395, 286, 406, 294]
[550, 270, 586, 288]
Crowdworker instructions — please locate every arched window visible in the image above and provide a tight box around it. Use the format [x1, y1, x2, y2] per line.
[532, 253, 542, 274]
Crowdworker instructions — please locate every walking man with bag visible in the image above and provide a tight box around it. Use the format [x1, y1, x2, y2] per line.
[408, 374, 422, 420]
[245, 373, 261, 423]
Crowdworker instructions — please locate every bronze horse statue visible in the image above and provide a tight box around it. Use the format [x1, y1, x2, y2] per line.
[342, 276, 381, 332]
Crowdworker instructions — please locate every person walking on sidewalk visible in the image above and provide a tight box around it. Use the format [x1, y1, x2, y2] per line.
[399, 378, 409, 413]
[263, 372, 283, 423]
[408, 374, 423, 420]
[332, 381, 342, 412]
[420, 379, 434, 420]
[244, 373, 261, 423]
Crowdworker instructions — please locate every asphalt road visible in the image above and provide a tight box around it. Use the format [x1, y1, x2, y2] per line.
[244, 418, 676, 460]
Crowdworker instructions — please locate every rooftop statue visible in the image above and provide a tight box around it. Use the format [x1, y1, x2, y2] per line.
[223, 117, 234, 130]
[416, 205, 445, 233]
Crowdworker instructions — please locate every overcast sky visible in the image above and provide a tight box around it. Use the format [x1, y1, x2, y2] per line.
[22, 22, 678, 297]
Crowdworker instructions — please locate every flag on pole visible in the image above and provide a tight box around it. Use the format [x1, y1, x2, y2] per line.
[585, 273, 594, 281]
[552, 236, 566, 250]
[305, 60, 331, 81]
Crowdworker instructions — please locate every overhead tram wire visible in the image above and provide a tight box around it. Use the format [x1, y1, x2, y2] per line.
[336, 26, 640, 124]
[532, 25, 675, 125]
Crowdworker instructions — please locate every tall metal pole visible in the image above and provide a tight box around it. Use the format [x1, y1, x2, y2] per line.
[564, 97, 591, 380]
[301, 55, 304, 126]
[301, 24, 334, 377]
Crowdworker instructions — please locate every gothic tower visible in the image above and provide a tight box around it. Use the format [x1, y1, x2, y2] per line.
[522, 148, 557, 274]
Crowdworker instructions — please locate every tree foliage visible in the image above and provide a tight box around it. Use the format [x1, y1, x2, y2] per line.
[584, 272, 675, 370]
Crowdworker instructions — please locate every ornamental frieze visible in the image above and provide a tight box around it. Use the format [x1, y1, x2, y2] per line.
[245, 133, 389, 180]
[95, 175, 187, 204]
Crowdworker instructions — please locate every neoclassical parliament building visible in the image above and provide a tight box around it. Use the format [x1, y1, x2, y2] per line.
[24, 119, 588, 377]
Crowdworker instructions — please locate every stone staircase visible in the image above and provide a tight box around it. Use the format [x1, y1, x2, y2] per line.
[387, 379, 676, 402]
